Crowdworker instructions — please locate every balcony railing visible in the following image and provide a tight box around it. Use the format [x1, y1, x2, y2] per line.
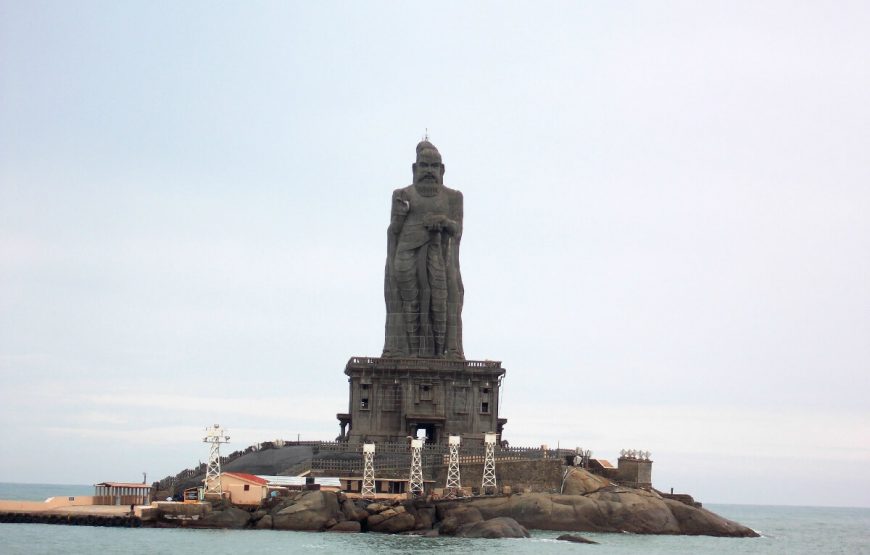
[346, 357, 503, 372]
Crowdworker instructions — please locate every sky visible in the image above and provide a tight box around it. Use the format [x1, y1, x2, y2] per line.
[1, 1, 868, 508]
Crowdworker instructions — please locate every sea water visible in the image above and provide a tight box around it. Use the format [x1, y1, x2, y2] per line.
[1, 483, 868, 554]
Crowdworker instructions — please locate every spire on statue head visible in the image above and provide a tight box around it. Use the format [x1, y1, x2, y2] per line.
[416, 131, 441, 163]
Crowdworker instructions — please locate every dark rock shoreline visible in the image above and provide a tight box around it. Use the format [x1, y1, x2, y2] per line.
[154, 470, 758, 539]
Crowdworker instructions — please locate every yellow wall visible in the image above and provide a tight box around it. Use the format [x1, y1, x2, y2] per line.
[0, 496, 97, 511]
[220, 476, 267, 506]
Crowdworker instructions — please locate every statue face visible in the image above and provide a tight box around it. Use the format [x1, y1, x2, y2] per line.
[413, 151, 444, 185]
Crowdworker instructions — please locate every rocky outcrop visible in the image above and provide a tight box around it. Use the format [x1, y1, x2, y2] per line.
[150, 468, 757, 538]
[365, 504, 416, 533]
[556, 533, 598, 544]
[437, 505, 529, 539]
[361, 499, 438, 533]
[409, 502, 436, 530]
[197, 506, 251, 529]
[340, 498, 369, 522]
[661, 498, 754, 536]
[562, 467, 610, 495]
[328, 520, 362, 533]
[271, 490, 341, 531]
[368, 510, 416, 533]
[453, 516, 530, 539]
[438, 505, 484, 535]
[438, 486, 758, 537]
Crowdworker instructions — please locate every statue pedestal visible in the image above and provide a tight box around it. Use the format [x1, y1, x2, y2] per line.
[337, 356, 507, 445]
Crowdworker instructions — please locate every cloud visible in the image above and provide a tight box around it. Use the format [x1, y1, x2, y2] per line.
[40, 425, 196, 445]
[506, 402, 870, 463]
[82, 392, 336, 422]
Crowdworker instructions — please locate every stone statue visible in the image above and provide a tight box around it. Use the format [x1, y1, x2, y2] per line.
[382, 140, 465, 359]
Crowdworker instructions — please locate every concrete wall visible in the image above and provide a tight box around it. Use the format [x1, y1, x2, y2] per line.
[616, 458, 652, 487]
[153, 501, 212, 518]
[0, 496, 97, 512]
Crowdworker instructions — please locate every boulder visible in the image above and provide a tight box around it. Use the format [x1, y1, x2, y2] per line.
[366, 512, 389, 527]
[251, 509, 268, 521]
[439, 505, 484, 536]
[367, 511, 417, 534]
[198, 507, 251, 529]
[556, 534, 598, 544]
[454, 517, 530, 539]
[561, 468, 609, 495]
[662, 499, 759, 537]
[340, 499, 369, 522]
[255, 515, 273, 529]
[328, 520, 362, 533]
[366, 502, 390, 513]
[411, 505, 436, 530]
[389, 501, 435, 531]
[420, 529, 440, 537]
[271, 490, 341, 531]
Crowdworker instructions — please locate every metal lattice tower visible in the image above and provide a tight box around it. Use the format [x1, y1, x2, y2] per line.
[409, 438, 424, 496]
[445, 435, 462, 498]
[203, 424, 230, 495]
[481, 432, 497, 495]
[361, 443, 376, 498]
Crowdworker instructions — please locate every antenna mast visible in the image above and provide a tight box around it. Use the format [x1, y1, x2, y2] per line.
[361, 443, 376, 498]
[481, 432, 498, 495]
[409, 438, 424, 496]
[203, 424, 230, 495]
[445, 435, 462, 498]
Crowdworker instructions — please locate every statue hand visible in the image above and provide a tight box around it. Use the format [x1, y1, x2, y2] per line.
[393, 193, 410, 216]
[442, 218, 459, 235]
[424, 214, 458, 235]
[423, 213, 446, 231]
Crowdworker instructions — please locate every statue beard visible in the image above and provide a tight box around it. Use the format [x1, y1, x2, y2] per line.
[414, 180, 442, 197]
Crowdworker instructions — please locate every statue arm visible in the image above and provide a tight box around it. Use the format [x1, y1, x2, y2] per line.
[388, 189, 409, 237]
[424, 191, 463, 236]
[387, 189, 409, 265]
[447, 190, 463, 240]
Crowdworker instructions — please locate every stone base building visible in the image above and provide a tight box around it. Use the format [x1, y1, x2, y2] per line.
[336, 356, 507, 445]
[615, 456, 653, 489]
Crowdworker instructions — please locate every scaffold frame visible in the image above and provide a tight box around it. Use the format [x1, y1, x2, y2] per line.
[445, 435, 462, 498]
[203, 424, 230, 495]
[481, 432, 497, 495]
[361, 443, 376, 498]
[409, 438, 424, 495]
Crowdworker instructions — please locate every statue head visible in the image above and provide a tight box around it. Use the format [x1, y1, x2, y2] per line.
[412, 140, 445, 186]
